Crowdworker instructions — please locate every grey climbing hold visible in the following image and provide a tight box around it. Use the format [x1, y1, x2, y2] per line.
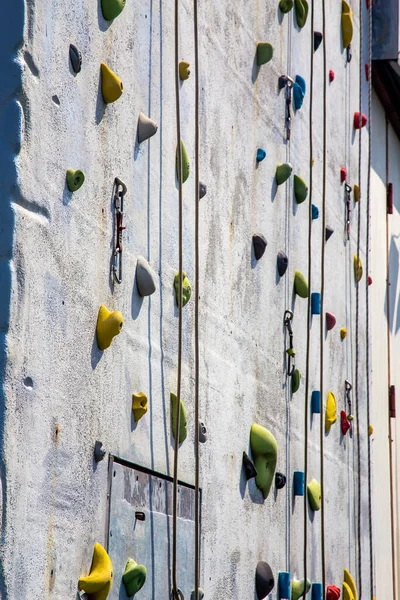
[199, 421, 207, 443]
[276, 163, 293, 185]
[275, 472, 287, 489]
[277, 251, 289, 276]
[94, 441, 106, 462]
[243, 451, 257, 480]
[253, 234, 267, 260]
[136, 256, 157, 297]
[256, 562, 275, 600]
[325, 226, 334, 241]
[314, 32, 323, 51]
[199, 182, 207, 199]
[137, 112, 158, 143]
[69, 44, 82, 73]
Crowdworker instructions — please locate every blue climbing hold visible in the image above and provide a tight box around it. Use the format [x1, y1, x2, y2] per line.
[293, 75, 306, 110]
[256, 148, 266, 162]
[311, 292, 321, 315]
[312, 204, 319, 219]
[311, 391, 321, 414]
[312, 583, 323, 600]
[278, 572, 291, 600]
[293, 470, 304, 496]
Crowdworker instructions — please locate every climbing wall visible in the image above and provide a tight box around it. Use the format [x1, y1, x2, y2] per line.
[0, 0, 374, 598]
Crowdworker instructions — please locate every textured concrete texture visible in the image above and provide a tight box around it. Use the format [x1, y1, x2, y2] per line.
[0, 0, 376, 598]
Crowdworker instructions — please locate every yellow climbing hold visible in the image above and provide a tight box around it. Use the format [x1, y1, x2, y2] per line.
[340, 327, 347, 340]
[344, 569, 357, 600]
[96, 305, 124, 350]
[132, 392, 148, 421]
[343, 582, 354, 600]
[101, 62, 123, 104]
[325, 391, 337, 433]
[341, 1, 353, 49]
[179, 61, 190, 81]
[78, 542, 113, 600]
[369, 424, 374, 436]
[354, 184, 360, 202]
[354, 254, 363, 282]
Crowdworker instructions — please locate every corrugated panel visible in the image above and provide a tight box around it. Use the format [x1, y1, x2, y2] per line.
[107, 462, 197, 599]
[372, 0, 399, 60]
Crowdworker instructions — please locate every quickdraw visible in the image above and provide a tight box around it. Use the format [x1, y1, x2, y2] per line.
[112, 177, 127, 284]
[345, 379, 353, 437]
[279, 75, 294, 142]
[345, 183, 352, 241]
[284, 310, 295, 376]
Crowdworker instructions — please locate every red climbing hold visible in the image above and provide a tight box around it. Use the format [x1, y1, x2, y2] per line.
[327, 585, 341, 600]
[340, 168, 347, 183]
[366, 0, 372, 7]
[354, 112, 368, 129]
[341, 410, 351, 435]
[368, 275, 373, 286]
[365, 64, 370, 81]
[329, 70, 335, 83]
[326, 312, 336, 331]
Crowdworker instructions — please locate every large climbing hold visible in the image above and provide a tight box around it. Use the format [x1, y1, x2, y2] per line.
[292, 369, 301, 394]
[101, 0, 126, 21]
[69, 44, 82, 73]
[293, 75, 306, 110]
[96, 305, 124, 350]
[179, 61, 190, 81]
[341, 410, 351, 435]
[256, 42, 274, 65]
[311, 391, 321, 414]
[354, 112, 368, 129]
[276, 162, 293, 185]
[292, 578, 311, 600]
[277, 251, 289, 276]
[174, 271, 192, 307]
[314, 32, 323, 51]
[250, 424, 278, 499]
[253, 234, 268, 260]
[176, 139, 190, 183]
[171, 392, 188, 443]
[278, 572, 291, 600]
[101, 63, 123, 104]
[132, 392, 148, 422]
[354, 254, 363, 282]
[78, 543, 113, 600]
[325, 391, 337, 433]
[256, 562, 275, 600]
[343, 570, 357, 600]
[66, 168, 85, 192]
[294, 175, 308, 204]
[137, 112, 158, 143]
[327, 585, 341, 600]
[341, 1, 353, 49]
[307, 479, 321, 511]
[122, 558, 147, 597]
[295, 0, 309, 28]
[294, 270, 309, 298]
[243, 451, 257, 480]
[279, 0, 294, 13]
[136, 256, 157, 297]
[311, 293, 321, 315]
[293, 470, 305, 496]
[326, 312, 336, 331]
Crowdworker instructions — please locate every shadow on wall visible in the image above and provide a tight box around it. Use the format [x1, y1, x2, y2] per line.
[0, 0, 25, 596]
[385, 235, 400, 334]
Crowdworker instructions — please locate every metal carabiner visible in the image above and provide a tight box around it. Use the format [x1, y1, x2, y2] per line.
[345, 183, 352, 241]
[345, 380, 353, 437]
[279, 76, 294, 142]
[284, 310, 295, 376]
[112, 177, 127, 284]
[346, 44, 352, 63]
[171, 589, 184, 600]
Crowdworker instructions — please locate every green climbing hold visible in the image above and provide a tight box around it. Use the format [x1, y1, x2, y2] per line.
[276, 163, 293, 185]
[176, 139, 190, 184]
[101, 0, 126, 21]
[292, 369, 301, 393]
[294, 270, 308, 298]
[292, 579, 311, 600]
[307, 478, 321, 511]
[171, 392, 187, 444]
[66, 169, 85, 192]
[122, 559, 147, 597]
[279, 0, 294, 12]
[257, 42, 273, 66]
[294, 0, 309, 28]
[174, 271, 192, 307]
[250, 424, 278, 499]
[294, 175, 308, 204]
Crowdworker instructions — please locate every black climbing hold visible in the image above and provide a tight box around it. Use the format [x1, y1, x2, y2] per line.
[199, 420, 207, 443]
[275, 472, 287, 489]
[69, 44, 82, 74]
[314, 32, 323, 51]
[199, 182, 207, 199]
[243, 451, 257, 480]
[325, 226, 334, 241]
[256, 561, 275, 600]
[253, 234, 267, 260]
[277, 251, 289, 276]
[94, 441, 106, 462]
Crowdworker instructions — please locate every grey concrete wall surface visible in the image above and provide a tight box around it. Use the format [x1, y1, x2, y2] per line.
[0, 0, 374, 598]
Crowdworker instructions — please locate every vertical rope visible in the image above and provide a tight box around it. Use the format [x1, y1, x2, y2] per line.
[193, 0, 200, 595]
[172, 0, 183, 594]
[320, 0, 327, 593]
